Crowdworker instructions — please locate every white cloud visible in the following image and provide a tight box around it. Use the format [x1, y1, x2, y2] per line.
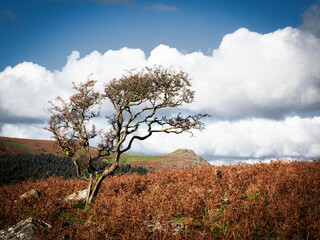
[1, 123, 51, 140]
[148, 28, 320, 119]
[55, 47, 147, 91]
[1, 27, 320, 160]
[130, 116, 320, 159]
[0, 47, 147, 122]
[0, 62, 57, 122]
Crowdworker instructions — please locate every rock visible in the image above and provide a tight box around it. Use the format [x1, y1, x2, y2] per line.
[65, 189, 88, 201]
[214, 169, 222, 179]
[215, 195, 230, 205]
[147, 221, 184, 236]
[147, 221, 163, 231]
[170, 222, 184, 235]
[189, 186, 204, 194]
[193, 157, 211, 167]
[189, 186, 212, 194]
[19, 189, 40, 200]
[0, 217, 51, 240]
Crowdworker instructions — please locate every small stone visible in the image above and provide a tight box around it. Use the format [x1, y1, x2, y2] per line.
[170, 222, 184, 235]
[215, 195, 230, 204]
[235, 170, 244, 175]
[189, 186, 204, 193]
[147, 221, 163, 231]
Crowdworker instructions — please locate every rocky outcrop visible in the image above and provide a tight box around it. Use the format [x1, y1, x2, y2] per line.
[0, 217, 51, 240]
[166, 149, 210, 166]
[193, 157, 211, 166]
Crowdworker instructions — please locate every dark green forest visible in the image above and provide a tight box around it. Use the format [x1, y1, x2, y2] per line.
[0, 153, 148, 185]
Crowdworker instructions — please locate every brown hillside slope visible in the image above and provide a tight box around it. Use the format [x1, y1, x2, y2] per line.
[0, 137, 206, 171]
[0, 137, 62, 156]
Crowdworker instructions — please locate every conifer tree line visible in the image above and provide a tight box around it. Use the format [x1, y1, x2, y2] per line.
[0, 153, 148, 185]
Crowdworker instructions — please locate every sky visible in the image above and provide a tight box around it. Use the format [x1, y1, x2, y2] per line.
[1, 0, 320, 164]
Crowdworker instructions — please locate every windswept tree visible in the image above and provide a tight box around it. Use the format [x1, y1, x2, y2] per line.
[46, 66, 209, 206]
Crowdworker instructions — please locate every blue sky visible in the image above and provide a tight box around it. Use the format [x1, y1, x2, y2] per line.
[0, 0, 316, 71]
[1, 0, 320, 163]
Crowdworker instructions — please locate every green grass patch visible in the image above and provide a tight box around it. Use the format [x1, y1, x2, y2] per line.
[119, 153, 158, 163]
[171, 216, 187, 222]
[62, 213, 76, 225]
[8, 142, 35, 154]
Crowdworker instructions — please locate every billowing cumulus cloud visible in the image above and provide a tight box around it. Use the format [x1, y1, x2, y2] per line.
[1, 27, 320, 160]
[0, 48, 147, 122]
[148, 28, 320, 119]
[0, 62, 57, 122]
[131, 116, 320, 160]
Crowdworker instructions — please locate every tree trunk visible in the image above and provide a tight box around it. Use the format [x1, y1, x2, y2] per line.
[72, 158, 81, 178]
[86, 175, 93, 204]
[86, 152, 120, 206]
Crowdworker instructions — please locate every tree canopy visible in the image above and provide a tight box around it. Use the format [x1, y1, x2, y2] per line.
[46, 65, 209, 205]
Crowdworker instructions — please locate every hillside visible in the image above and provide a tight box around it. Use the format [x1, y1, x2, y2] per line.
[0, 137, 61, 156]
[1, 160, 319, 239]
[0, 137, 205, 171]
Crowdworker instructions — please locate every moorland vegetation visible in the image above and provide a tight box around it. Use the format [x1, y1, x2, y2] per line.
[1, 160, 319, 239]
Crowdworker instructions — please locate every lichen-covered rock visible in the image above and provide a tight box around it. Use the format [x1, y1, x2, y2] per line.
[0, 217, 51, 240]
[65, 189, 88, 201]
[147, 221, 184, 235]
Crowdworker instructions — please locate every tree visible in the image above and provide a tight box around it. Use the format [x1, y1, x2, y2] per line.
[46, 66, 209, 206]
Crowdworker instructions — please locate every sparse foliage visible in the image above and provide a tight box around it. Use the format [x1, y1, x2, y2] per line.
[46, 66, 209, 205]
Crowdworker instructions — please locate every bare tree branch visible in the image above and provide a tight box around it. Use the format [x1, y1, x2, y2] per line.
[46, 66, 209, 206]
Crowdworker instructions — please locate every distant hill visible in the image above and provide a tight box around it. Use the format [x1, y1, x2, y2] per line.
[0, 137, 62, 156]
[166, 148, 210, 166]
[0, 137, 206, 171]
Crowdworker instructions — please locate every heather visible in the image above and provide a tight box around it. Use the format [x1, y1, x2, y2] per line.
[1, 160, 320, 239]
